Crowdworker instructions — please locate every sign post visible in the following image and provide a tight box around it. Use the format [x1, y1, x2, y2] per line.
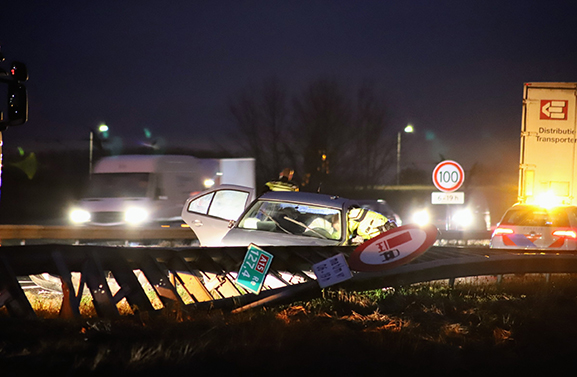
[431, 160, 465, 230]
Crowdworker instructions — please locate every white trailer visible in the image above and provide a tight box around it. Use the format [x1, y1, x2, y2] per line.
[69, 155, 255, 226]
[519, 82, 577, 206]
[217, 158, 256, 188]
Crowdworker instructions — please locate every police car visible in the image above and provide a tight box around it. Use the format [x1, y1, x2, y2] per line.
[490, 204, 577, 250]
[182, 185, 363, 247]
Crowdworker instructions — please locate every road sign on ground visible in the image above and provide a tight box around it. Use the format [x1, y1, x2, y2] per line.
[236, 244, 273, 294]
[348, 224, 438, 272]
[312, 253, 352, 288]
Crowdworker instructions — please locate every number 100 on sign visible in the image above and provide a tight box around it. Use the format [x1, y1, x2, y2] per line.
[236, 244, 274, 294]
[432, 160, 464, 193]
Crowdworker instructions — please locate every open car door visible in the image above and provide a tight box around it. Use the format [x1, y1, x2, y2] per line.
[181, 185, 255, 246]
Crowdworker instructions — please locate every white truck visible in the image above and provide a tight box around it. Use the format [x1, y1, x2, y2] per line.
[518, 82, 577, 205]
[69, 155, 255, 227]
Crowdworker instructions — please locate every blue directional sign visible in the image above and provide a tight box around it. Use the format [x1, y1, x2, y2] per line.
[236, 244, 273, 294]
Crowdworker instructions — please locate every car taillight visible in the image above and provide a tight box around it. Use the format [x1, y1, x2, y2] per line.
[552, 229, 577, 239]
[492, 227, 514, 236]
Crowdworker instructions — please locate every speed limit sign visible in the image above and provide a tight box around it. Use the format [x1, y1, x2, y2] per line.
[432, 160, 464, 192]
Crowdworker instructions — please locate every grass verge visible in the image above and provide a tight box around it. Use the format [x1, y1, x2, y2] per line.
[1, 274, 576, 376]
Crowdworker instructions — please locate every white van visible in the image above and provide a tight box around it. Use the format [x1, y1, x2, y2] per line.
[69, 155, 255, 227]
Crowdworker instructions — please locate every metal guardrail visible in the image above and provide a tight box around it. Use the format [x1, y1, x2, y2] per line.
[0, 225, 196, 244]
[435, 229, 492, 247]
[0, 225, 492, 245]
[0, 243, 348, 319]
[344, 247, 577, 291]
[1, 225, 576, 320]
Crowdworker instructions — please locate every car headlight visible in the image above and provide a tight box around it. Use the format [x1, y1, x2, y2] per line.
[412, 209, 430, 226]
[70, 209, 91, 224]
[453, 209, 473, 228]
[124, 207, 149, 224]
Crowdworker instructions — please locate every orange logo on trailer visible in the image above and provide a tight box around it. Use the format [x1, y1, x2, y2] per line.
[540, 100, 568, 120]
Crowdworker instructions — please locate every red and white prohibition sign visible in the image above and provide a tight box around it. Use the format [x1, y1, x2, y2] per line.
[432, 160, 464, 192]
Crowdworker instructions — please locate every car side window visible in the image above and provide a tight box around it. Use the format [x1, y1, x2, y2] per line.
[207, 190, 250, 221]
[187, 192, 215, 215]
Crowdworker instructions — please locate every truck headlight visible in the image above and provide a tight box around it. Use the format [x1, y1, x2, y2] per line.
[453, 209, 473, 228]
[203, 178, 215, 188]
[412, 209, 430, 226]
[70, 209, 91, 224]
[124, 207, 149, 224]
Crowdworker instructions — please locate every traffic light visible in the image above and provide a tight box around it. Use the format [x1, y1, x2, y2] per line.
[10, 61, 28, 83]
[7, 83, 27, 126]
[0, 56, 28, 129]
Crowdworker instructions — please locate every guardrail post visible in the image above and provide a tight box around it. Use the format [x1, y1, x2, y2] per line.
[136, 253, 184, 310]
[81, 251, 119, 318]
[52, 251, 82, 319]
[0, 254, 35, 319]
[107, 256, 157, 315]
[167, 255, 214, 303]
[209, 273, 243, 299]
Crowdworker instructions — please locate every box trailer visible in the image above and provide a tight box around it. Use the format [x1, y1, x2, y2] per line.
[519, 82, 577, 205]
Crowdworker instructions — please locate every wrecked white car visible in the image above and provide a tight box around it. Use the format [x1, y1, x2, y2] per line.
[181, 185, 361, 247]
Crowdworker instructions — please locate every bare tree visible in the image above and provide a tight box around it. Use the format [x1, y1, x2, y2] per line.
[228, 77, 395, 192]
[228, 78, 290, 186]
[349, 81, 395, 186]
[261, 78, 288, 176]
[291, 78, 353, 191]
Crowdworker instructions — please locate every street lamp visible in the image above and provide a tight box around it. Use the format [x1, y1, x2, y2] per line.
[396, 124, 414, 185]
[98, 123, 109, 136]
[89, 124, 109, 176]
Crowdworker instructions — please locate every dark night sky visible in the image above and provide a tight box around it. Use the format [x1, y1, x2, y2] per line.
[2, 0, 577, 178]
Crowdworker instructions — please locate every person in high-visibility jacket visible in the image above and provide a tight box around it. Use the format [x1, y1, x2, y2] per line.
[263, 168, 299, 192]
[347, 206, 397, 245]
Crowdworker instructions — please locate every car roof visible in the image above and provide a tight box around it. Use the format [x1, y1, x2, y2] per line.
[257, 190, 356, 209]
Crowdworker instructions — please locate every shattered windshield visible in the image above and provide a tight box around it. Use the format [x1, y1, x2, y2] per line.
[237, 200, 342, 240]
[85, 173, 151, 198]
